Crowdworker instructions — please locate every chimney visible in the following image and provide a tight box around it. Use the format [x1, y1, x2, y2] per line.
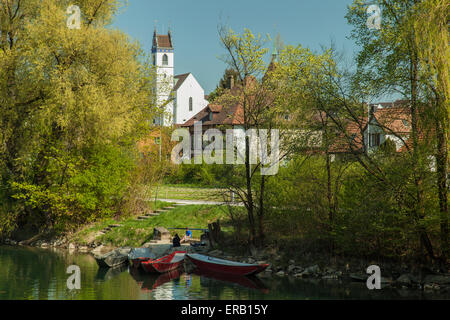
[229, 76, 234, 89]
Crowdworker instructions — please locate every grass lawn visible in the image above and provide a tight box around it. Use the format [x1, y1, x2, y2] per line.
[71, 203, 233, 248]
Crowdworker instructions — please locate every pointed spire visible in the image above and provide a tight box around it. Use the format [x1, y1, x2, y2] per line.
[152, 25, 157, 48]
[272, 36, 278, 62]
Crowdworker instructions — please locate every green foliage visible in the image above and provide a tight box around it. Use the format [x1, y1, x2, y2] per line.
[166, 161, 229, 188]
[9, 145, 135, 233]
[0, 0, 156, 236]
[69, 145, 134, 214]
[263, 154, 441, 260]
[207, 68, 240, 102]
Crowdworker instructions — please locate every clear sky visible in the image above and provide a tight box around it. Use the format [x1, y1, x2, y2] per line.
[111, 0, 358, 94]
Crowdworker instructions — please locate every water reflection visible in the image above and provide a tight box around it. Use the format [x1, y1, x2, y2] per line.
[193, 269, 269, 293]
[95, 265, 128, 282]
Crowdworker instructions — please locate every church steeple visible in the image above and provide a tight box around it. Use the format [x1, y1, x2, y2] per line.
[152, 27, 175, 126]
[271, 37, 278, 62]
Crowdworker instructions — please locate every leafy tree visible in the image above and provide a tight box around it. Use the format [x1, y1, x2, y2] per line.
[411, 0, 449, 261]
[207, 68, 240, 102]
[216, 27, 279, 247]
[0, 0, 156, 236]
[346, 0, 439, 262]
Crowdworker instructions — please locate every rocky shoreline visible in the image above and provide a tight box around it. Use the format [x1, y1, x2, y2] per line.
[2, 237, 450, 293]
[204, 248, 450, 293]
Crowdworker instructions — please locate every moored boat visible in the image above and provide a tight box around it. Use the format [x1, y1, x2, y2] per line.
[94, 247, 131, 268]
[141, 251, 186, 274]
[186, 253, 269, 276]
[128, 248, 156, 269]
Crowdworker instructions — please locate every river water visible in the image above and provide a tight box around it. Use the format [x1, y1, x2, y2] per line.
[0, 245, 448, 300]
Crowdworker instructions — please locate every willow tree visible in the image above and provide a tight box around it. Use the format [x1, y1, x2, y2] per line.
[346, 0, 440, 261]
[0, 0, 155, 235]
[412, 0, 449, 261]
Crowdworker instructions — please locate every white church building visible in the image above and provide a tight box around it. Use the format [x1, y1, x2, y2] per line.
[152, 29, 208, 126]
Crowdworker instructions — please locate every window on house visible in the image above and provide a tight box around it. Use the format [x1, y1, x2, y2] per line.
[189, 97, 193, 111]
[402, 120, 409, 127]
[162, 54, 168, 66]
[209, 112, 213, 121]
[369, 133, 381, 147]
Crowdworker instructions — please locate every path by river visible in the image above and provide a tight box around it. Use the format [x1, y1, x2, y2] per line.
[156, 199, 244, 206]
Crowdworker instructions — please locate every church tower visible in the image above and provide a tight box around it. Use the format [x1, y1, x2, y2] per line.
[152, 29, 174, 126]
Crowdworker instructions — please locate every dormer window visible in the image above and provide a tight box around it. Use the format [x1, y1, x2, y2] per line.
[162, 54, 168, 66]
[402, 120, 409, 127]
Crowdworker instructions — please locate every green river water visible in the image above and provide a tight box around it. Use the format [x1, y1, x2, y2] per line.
[0, 245, 448, 300]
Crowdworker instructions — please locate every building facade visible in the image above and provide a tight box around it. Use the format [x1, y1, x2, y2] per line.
[173, 73, 209, 125]
[152, 30, 208, 126]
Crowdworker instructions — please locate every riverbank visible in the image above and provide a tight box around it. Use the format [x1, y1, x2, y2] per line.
[1, 200, 449, 294]
[1, 236, 449, 294]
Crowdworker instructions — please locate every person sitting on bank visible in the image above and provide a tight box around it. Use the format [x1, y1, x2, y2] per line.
[181, 227, 192, 243]
[173, 234, 181, 247]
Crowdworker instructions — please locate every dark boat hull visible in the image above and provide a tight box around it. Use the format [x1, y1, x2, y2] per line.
[94, 248, 131, 268]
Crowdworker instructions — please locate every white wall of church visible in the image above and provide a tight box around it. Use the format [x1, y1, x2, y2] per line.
[174, 74, 208, 124]
[154, 50, 174, 126]
[156, 52, 174, 70]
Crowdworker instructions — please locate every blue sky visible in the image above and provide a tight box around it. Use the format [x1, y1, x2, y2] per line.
[111, 0, 358, 94]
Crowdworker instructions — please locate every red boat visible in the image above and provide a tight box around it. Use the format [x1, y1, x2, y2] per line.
[141, 251, 186, 274]
[186, 253, 269, 276]
[128, 248, 156, 269]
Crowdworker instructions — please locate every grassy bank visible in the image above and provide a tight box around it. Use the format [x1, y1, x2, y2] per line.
[71, 203, 231, 248]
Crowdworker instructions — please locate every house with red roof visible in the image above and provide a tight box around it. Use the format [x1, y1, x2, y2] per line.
[329, 101, 412, 155]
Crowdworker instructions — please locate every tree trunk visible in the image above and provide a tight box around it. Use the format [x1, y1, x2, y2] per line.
[208, 220, 222, 247]
[245, 134, 256, 244]
[257, 175, 266, 247]
[410, 56, 435, 260]
[435, 112, 449, 261]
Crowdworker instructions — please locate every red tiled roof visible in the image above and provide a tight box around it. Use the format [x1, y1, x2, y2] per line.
[329, 118, 367, 153]
[181, 77, 259, 128]
[181, 103, 243, 127]
[208, 104, 223, 113]
[153, 34, 173, 48]
[373, 106, 411, 134]
[330, 101, 412, 154]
